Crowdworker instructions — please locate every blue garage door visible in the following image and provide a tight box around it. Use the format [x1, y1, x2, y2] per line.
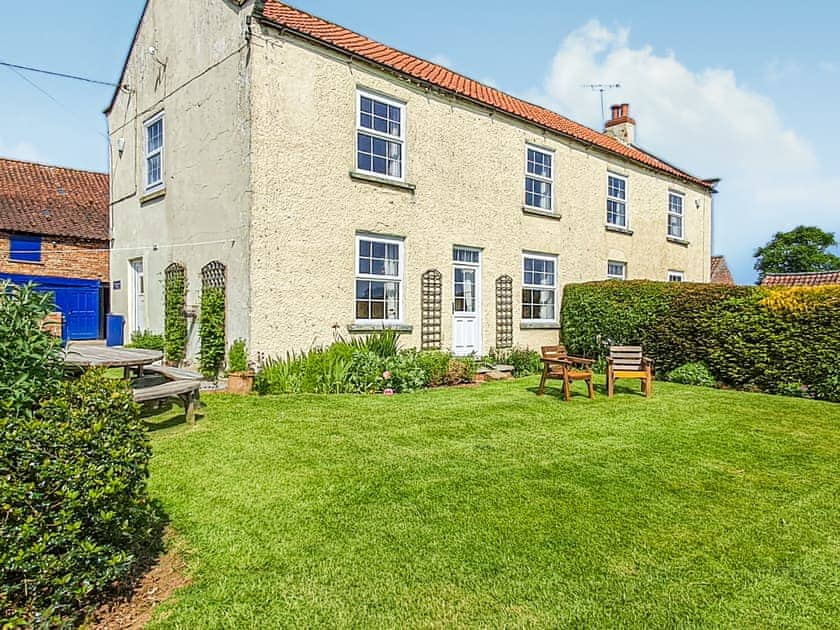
[0, 273, 101, 341]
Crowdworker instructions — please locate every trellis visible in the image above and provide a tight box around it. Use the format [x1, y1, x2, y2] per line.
[421, 269, 443, 350]
[201, 260, 226, 290]
[495, 274, 514, 349]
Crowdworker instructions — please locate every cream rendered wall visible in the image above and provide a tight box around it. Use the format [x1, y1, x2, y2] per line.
[248, 31, 713, 357]
[108, 0, 252, 357]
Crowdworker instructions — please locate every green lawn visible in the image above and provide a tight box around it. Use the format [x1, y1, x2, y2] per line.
[145, 377, 840, 628]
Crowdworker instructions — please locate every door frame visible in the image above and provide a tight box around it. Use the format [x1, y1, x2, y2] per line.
[451, 246, 482, 356]
[128, 257, 145, 334]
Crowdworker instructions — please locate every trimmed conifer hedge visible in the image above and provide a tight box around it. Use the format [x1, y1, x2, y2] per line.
[561, 281, 840, 396]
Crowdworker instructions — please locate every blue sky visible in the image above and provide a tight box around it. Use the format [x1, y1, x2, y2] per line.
[1, 1, 838, 283]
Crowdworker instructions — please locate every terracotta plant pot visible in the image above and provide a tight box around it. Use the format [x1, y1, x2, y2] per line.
[227, 370, 255, 395]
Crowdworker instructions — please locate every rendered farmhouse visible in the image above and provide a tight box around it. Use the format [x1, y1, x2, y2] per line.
[107, 0, 718, 359]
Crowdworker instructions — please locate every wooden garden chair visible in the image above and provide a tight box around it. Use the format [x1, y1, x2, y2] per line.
[537, 345, 595, 401]
[606, 345, 654, 398]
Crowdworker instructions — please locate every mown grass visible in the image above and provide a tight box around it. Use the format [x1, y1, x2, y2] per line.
[145, 377, 840, 628]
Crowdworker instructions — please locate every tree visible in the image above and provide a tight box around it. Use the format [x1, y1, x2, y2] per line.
[753, 225, 840, 281]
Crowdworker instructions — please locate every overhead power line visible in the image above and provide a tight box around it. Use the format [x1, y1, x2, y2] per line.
[0, 60, 118, 87]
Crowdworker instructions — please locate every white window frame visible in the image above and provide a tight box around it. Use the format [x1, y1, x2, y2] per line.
[143, 112, 164, 192]
[606, 173, 628, 229]
[607, 260, 627, 281]
[668, 191, 685, 239]
[521, 252, 558, 323]
[668, 270, 685, 282]
[524, 144, 554, 212]
[354, 234, 405, 324]
[355, 89, 406, 182]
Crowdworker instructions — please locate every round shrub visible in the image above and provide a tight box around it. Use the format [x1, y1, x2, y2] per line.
[666, 363, 716, 388]
[0, 371, 161, 626]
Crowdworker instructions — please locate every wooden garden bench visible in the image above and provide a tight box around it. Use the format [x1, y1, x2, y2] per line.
[144, 365, 202, 381]
[132, 379, 201, 424]
[537, 345, 595, 401]
[606, 345, 654, 398]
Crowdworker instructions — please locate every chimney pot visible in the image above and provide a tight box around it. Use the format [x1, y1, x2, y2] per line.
[604, 102, 636, 145]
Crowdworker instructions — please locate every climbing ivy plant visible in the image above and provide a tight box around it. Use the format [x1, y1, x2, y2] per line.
[199, 286, 226, 379]
[164, 263, 187, 365]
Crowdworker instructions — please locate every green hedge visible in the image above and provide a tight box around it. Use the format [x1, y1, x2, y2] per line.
[561, 281, 840, 395]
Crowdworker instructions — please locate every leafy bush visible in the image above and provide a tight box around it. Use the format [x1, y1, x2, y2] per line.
[776, 382, 809, 398]
[811, 370, 840, 402]
[667, 363, 716, 388]
[0, 370, 161, 627]
[0, 282, 63, 417]
[416, 350, 452, 386]
[199, 287, 226, 379]
[562, 281, 840, 396]
[446, 357, 476, 385]
[228, 338, 248, 373]
[490, 347, 541, 377]
[383, 350, 428, 393]
[126, 330, 165, 352]
[348, 350, 385, 393]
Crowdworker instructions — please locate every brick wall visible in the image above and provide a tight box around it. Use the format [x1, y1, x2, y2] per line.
[0, 231, 109, 280]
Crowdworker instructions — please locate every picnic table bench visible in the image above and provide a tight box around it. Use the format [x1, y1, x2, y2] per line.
[132, 379, 201, 425]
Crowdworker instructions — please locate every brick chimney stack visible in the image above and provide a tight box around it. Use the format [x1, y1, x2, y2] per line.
[604, 103, 636, 145]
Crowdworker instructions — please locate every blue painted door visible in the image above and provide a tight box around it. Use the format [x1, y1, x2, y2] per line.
[0, 273, 101, 341]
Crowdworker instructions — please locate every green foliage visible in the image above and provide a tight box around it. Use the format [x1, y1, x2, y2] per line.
[164, 268, 187, 365]
[199, 287, 226, 379]
[776, 382, 809, 398]
[0, 371, 161, 626]
[562, 281, 840, 396]
[342, 329, 401, 358]
[446, 356, 476, 385]
[254, 331, 474, 395]
[126, 330, 165, 352]
[415, 350, 452, 386]
[754, 225, 840, 281]
[489, 347, 542, 377]
[227, 339, 248, 374]
[383, 350, 428, 393]
[811, 370, 840, 403]
[0, 282, 63, 417]
[667, 363, 716, 387]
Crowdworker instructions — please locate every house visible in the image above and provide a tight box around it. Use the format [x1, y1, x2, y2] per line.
[107, 0, 718, 360]
[761, 270, 840, 287]
[710, 255, 735, 285]
[0, 157, 109, 340]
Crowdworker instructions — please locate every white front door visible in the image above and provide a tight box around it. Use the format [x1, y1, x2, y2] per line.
[129, 258, 145, 333]
[452, 247, 481, 356]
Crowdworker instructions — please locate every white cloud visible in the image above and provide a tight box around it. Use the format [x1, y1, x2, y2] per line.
[429, 53, 453, 68]
[819, 61, 836, 74]
[529, 20, 839, 283]
[0, 137, 45, 163]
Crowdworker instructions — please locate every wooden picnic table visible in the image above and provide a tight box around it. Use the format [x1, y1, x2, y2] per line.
[63, 344, 202, 424]
[63, 345, 163, 371]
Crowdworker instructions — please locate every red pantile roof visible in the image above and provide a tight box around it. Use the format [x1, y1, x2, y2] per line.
[761, 270, 840, 287]
[259, 1, 714, 190]
[710, 255, 735, 285]
[0, 157, 109, 241]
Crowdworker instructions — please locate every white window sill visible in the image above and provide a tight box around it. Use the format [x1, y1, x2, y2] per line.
[8, 259, 43, 265]
[667, 236, 690, 247]
[349, 171, 416, 192]
[520, 321, 561, 330]
[522, 206, 561, 220]
[605, 224, 633, 235]
[348, 322, 413, 334]
[140, 187, 166, 204]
